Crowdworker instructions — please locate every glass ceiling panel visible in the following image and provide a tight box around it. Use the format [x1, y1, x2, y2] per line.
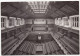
[28, 1, 49, 14]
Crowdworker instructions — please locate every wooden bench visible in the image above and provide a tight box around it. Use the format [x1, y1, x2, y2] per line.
[2, 38, 18, 54]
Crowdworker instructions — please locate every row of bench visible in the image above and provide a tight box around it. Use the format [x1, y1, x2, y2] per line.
[54, 32, 79, 54]
[2, 31, 27, 55]
[13, 41, 36, 55]
[13, 40, 64, 55]
[43, 41, 64, 55]
[2, 36, 18, 55]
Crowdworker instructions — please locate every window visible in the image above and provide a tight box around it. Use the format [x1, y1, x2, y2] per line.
[55, 18, 57, 25]
[58, 18, 62, 26]
[9, 19, 14, 26]
[9, 17, 16, 27]
[16, 18, 21, 25]
[76, 17, 79, 27]
[65, 19, 69, 25]
[1, 16, 7, 30]
[61, 17, 69, 27]
[18, 19, 20, 25]
[22, 19, 24, 25]
[1, 17, 5, 28]
[72, 16, 79, 28]
[70, 15, 79, 30]
[64, 17, 69, 26]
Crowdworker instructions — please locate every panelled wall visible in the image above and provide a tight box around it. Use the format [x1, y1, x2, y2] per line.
[25, 19, 55, 31]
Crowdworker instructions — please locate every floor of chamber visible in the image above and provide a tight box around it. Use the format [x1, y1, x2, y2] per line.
[12, 32, 64, 55]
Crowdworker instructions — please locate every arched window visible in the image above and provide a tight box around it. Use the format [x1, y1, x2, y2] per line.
[1, 16, 7, 30]
[58, 18, 62, 26]
[21, 19, 25, 25]
[63, 17, 69, 27]
[16, 18, 21, 26]
[70, 15, 79, 30]
[9, 17, 15, 28]
[1, 17, 5, 28]
[9, 18, 14, 26]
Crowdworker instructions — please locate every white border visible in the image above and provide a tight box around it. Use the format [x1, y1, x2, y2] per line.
[0, 0, 80, 56]
[0, 0, 79, 2]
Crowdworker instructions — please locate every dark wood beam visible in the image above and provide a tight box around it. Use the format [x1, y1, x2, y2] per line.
[8, 3, 28, 15]
[53, 5, 69, 16]
[1, 2, 8, 8]
[66, 2, 79, 13]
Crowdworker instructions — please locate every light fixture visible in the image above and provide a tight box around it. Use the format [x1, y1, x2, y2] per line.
[38, 35, 41, 40]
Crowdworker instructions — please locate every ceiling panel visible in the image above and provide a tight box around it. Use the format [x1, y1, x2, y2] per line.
[28, 1, 49, 14]
[52, 6, 57, 12]
[56, 10, 65, 16]
[10, 10, 22, 16]
[53, 1, 66, 9]
[61, 5, 77, 14]
[51, 12, 59, 18]
[9, 2, 22, 9]
[1, 5, 16, 14]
